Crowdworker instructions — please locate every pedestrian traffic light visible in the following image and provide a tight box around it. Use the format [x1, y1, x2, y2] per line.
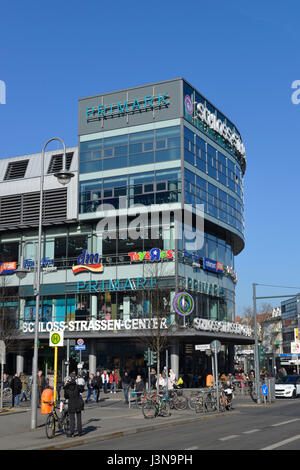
[150, 350, 157, 365]
[144, 350, 149, 363]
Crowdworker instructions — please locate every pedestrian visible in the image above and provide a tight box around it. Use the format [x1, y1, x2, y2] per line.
[37, 370, 46, 406]
[86, 373, 97, 403]
[169, 369, 177, 389]
[64, 376, 84, 437]
[156, 374, 165, 391]
[10, 373, 22, 407]
[150, 368, 156, 390]
[20, 373, 28, 402]
[101, 370, 109, 394]
[134, 375, 145, 403]
[122, 371, 131, 405]
[95, 371, 102, 403]
[109, 370, 118, 394]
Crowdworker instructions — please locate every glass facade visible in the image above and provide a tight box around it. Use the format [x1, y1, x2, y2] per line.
[79, 126, 180, 174]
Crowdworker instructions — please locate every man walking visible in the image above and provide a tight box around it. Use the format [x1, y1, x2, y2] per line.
[86, 373, 97, 403]
[95, 371, 102, 403]
[10, 373, 22, 407]
[122, 371, 131, 405]
[64, 376, 84, 437]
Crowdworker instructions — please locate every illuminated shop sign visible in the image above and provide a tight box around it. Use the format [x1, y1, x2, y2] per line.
[22, 317, 169, 333]
[76, 276, 157, 293]
[0, 262, 16, 275]
[24, 258, 57, 273]
[72, 250, 104, 275]
[22, 317, 252, 337]
[86, 93, 169, 121]
[183, 251, 237, 283]
[184, 94, 246, 159]
[128, 249, 174, 262]
[186, 277, 224, 297]
[203, 257, 223, 274]
[194, 318, 252, 337]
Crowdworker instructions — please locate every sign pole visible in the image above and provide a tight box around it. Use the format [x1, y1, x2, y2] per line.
[54, 346, 58, 406]
[0, 363, 3, 411]
[215, 348, 219, 412]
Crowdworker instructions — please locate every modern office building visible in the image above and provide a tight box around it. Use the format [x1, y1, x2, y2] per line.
[0, 78, 252, 382]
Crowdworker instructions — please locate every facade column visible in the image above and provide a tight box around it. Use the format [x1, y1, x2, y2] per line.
[91, 295, 97, 320]
[16, 348, 24, 375]
[228, 343, 235, 374]
[89, 339, 97, 375]
[170, 340, 180, 380]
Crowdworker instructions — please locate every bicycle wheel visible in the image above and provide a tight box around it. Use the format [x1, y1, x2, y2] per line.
[45, 414, 55, 439]
[175, 395, 188, 410]
[195, 396, 204, 413]
[142, 400, 157, 419]
[218, 393, 226, 412]
[204, 393, 217, 412]
[63, 413, 70, 435]
[159, 400, 170, 417]
[188, 394, 199, 410]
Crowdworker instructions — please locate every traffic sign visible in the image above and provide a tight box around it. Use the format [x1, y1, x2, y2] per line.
[49, 330, 64, 347]
[210, 340, 222, 354]
[77, 338, 84, 346]
[195, 344, 210, 351]
[75, 345, 86, 351]
[262, 384, 269, 396]
[0, 341, 5, 365]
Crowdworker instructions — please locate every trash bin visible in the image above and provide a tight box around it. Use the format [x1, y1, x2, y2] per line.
[41, 388, 53, 415]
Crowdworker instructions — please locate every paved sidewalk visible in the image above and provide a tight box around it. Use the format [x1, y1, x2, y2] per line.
[0, 391, 260, 450]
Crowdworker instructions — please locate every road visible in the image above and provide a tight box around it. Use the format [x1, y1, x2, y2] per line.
[69, 398, 300, 450]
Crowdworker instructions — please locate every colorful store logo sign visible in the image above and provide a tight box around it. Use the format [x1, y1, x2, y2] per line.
[0, 262, 16, 275]
[86, 93, 169, 121]
[76, 276, 158, 293]
[128, 248, 174, 262]
[72, 250, 104, 275]
[203, 257, 223, 273]
[173, 291, 194, 316]
[24, 257, 54, 268]
[184, 94, 193, 115]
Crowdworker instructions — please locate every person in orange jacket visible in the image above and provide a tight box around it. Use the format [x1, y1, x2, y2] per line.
[109, 370, 118, 394]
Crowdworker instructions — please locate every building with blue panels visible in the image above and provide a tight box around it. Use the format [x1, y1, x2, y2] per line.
[0, 79, 252, 382]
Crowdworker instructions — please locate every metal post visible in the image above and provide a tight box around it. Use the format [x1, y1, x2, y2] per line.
[166, 349, 169, 394]
[253, 283, 261, 404]
[66, 339, 70, 378]
[31, 137, 68, 430]
[215, 349, 219, 412]
[54, 346, 58, 405]
[0, 363, 3, 410]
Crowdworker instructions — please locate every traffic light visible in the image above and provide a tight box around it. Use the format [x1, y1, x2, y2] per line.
[150, 350, 157, 365]
[144, 350, 149, 363]
[258, 345, 267, 366]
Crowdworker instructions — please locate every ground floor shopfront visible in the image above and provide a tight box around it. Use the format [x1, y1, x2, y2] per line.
[8, 324, 253, 387]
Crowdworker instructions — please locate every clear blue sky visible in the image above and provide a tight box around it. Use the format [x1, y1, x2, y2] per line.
[1, 1, 299, 314]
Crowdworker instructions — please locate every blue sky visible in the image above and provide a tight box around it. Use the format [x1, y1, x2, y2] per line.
[1, 1, 299, 314]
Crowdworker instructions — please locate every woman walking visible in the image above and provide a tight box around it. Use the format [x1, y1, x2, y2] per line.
[64, 376, 85, 437]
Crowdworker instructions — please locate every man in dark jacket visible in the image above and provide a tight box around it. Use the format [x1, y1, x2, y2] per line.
[64, 377, 84, 437]
[86, 373, 97, 403]
[95, 371, 102, 403]
[10, 373, 22, 408]
[122, 371, 131, 405]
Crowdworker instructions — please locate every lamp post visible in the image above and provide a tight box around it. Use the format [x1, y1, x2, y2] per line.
[17, 138, 74, 430]
[252, 283, 262, 404]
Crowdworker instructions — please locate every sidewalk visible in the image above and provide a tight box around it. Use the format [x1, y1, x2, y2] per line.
[0, 391, 257, 450]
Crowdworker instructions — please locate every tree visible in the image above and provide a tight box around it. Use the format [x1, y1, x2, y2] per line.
[133, 257, 178, 392]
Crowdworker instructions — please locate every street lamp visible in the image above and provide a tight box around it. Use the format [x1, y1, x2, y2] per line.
[29, 138, 74, 430]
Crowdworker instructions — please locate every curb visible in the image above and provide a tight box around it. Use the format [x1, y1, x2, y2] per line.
[24, 410, 240, 451]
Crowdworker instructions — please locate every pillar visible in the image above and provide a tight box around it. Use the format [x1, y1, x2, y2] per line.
[16, 349, 24, 375]
[91, 295, 97, 320]
[228, 343, 235, 374]
[89, 339, 97, 375]
[171, 340, 179, 380]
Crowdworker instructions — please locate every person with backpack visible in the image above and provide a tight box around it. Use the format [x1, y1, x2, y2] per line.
[64, 376, 84, 437]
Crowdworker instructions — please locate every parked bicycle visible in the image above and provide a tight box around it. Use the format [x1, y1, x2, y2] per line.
[44, 400, 70, 439]
[142, 393, 170, 419]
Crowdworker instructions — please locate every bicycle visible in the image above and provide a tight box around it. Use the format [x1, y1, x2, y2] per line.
[142, 393, 170, 419]
[167, 389, 188, 410]
[44, 400, 70, 439]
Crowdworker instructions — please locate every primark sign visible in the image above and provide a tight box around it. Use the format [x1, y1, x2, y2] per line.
[85, 92, 169, 121]
[22, 317, 252, 337]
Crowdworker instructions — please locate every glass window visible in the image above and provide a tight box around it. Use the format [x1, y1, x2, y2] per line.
[129, 130, 154, 143]
[103, 157, 128, 170]
[80, 152, 92, 162]
[156, 139, 166, 149]
[129, 153, 154, 166]
[156, 148, 179, 162]
[156, 126, 180, 139]
[54, 237, 66, 260]
[68, 235, 88, 259]
[80, 140, 102, 152]
[80, 160, 102, 173]
[0, 242, 19, 262]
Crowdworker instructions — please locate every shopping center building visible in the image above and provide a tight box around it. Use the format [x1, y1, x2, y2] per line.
[0, 78, 253, 383]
